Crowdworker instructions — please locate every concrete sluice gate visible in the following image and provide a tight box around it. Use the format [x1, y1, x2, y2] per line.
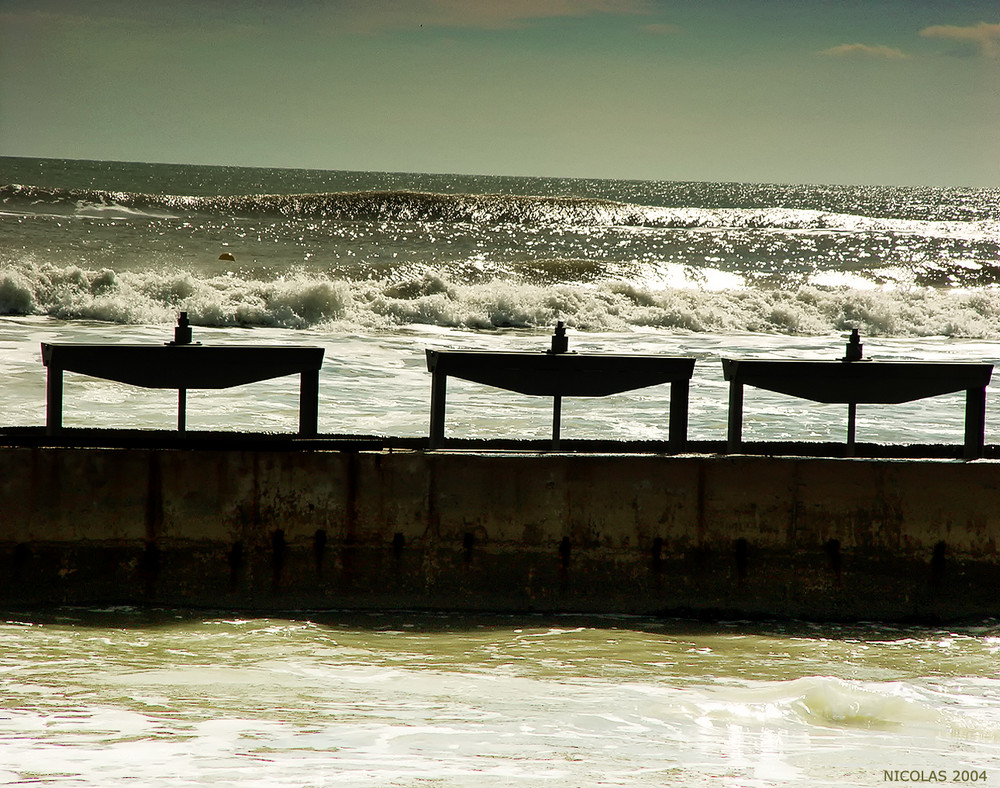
[2, 441, 998, 622]
[10, 323, 999, 620]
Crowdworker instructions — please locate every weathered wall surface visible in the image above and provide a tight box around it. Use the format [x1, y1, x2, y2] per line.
[1, 446, 998, 620]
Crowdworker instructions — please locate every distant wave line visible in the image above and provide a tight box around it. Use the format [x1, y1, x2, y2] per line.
[2, 184, 995, 239]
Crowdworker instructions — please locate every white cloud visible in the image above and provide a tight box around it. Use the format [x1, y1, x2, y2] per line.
[819, 43, 909, 60]
[1, 1, 653, 38]
[920, 22, 1000, 58]
[323, 0, 653, 33]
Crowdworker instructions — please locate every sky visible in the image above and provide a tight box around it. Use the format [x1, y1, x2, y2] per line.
[1, 0, 998, 186]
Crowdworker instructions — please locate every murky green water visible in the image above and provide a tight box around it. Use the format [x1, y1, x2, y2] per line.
[1, 609, 998, 786]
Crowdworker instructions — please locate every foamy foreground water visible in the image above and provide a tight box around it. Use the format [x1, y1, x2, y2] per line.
[1, 611, 999, 787]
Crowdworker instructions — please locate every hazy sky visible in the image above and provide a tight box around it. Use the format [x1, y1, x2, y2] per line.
[2, 0, 998, 186]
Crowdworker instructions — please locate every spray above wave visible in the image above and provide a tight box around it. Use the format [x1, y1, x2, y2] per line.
[2, 261, 999, 338]
[3, 184, 993, 239]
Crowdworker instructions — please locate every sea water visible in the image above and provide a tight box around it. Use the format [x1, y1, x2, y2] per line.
[1, 610, 999, 787]
[2, 158, 1000, 785]
[1, 157, 999, 443]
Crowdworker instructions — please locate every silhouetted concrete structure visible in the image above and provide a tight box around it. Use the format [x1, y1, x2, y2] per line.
[7, 324, 1000, 620]
[426, 325, 695, 449]
[722, 355, 993, 458]
[3, 444, 1000, 621]
[41, 315, 325, 435]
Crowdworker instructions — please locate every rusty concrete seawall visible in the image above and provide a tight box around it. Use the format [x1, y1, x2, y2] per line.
[1, 444, 999, 621]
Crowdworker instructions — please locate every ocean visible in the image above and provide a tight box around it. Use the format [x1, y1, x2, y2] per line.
[1, 157, 1000, 443]
[1, 610, 999, 787]
[2, 157, 1000, 785]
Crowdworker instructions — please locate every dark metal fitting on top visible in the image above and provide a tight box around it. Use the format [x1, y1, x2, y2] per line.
[548, 321, 569, 355]
[170, 312, 193, 346]
[843, 328, 863, 362]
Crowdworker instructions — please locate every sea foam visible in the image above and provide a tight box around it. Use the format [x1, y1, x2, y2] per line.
[2, 260, 999, 338]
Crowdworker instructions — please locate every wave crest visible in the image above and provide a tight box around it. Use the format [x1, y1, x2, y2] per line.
[2, 261, 999, 338]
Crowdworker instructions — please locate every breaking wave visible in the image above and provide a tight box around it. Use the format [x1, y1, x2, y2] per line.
[3, 260, 1000, 337]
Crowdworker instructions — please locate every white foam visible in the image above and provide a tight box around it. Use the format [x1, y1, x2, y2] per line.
[4, 261, 1000, 340]
[73, 200, 181, 220]
[3, 616, 1000, 787]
